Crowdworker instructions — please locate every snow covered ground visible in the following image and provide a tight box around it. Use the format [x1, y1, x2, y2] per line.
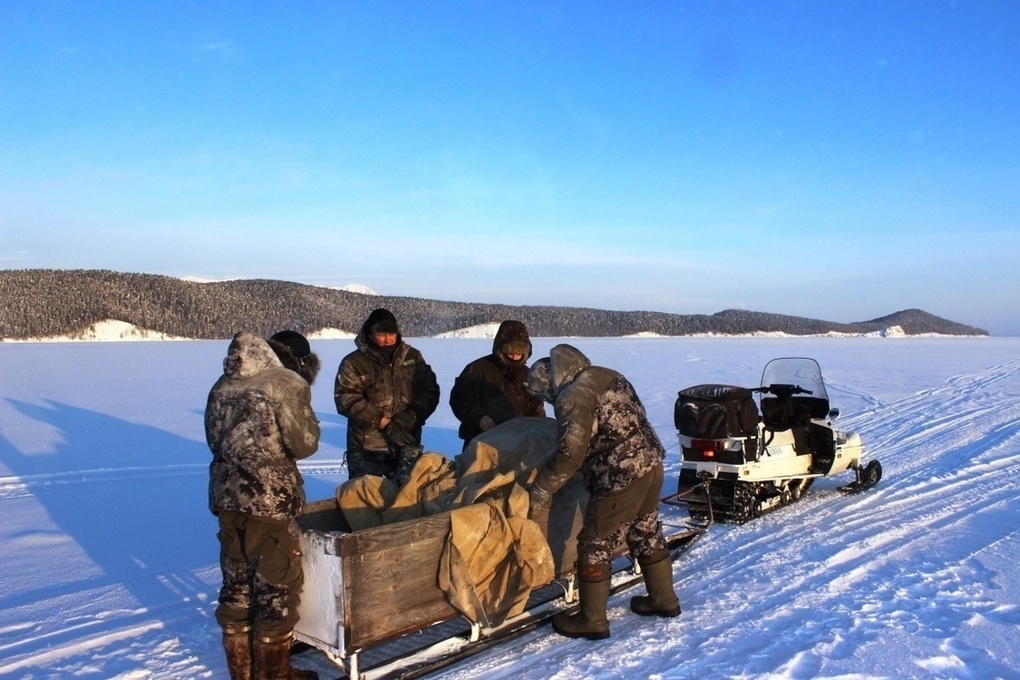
[1, 336, 1018, 679]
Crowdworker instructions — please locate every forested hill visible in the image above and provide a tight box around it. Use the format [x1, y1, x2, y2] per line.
[0, 269, 989, 340]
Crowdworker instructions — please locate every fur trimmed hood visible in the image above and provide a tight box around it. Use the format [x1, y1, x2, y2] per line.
[223, 331, 281, 380]
[268, 338, 322, 386]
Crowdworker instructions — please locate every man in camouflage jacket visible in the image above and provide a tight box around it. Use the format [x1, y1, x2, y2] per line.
[529, 343, 680, 640]
[334, 308, 440, 481]
[449, 319, 546, 450]
[206, 331, 321, 679]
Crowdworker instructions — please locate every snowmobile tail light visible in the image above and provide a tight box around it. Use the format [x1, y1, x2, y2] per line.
[690, 439, 726, 456]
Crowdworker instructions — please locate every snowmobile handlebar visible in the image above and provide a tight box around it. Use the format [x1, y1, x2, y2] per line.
[756, 383, 813, 398]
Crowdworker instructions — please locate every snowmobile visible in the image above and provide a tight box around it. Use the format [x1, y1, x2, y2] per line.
[673, 357, 882, 522]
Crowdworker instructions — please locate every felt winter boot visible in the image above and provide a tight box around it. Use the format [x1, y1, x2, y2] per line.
[552, 568, 611, 640]
[221, 624, 252, 680]
[253, 631, 318, 680]
[630, 553, 681, 618]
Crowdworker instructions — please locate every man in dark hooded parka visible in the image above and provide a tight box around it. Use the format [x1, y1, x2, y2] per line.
[449, 319, 546, 450]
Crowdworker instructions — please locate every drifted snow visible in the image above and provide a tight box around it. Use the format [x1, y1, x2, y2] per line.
[307, 328, 356, 340]
[0, 337, 1017, 679]
[1, 319, 189, 343]
[434, 323, 502, 339]
[334, 283, 380, 296]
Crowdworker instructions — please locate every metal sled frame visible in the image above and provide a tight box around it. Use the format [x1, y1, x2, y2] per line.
[292, 493, 704, 680]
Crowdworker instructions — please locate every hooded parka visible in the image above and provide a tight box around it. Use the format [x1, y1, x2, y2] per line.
[334, 314, 440, 456]
[537, 343, 664, 498]
[449, 320, 546, 447]
[206, 331, 320, 521]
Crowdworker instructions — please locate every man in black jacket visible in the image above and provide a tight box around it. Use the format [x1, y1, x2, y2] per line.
[449, 320, 546, 451]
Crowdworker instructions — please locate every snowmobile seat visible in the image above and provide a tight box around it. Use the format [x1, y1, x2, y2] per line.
[761, 395, 828, 431]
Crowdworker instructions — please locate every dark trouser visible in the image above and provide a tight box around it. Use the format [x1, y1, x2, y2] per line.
[215, 511, 304, 636]
[346, 448, 399, 480]
[577, 462, 667, 567]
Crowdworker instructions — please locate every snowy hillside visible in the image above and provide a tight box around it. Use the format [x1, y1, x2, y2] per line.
[1, 337, 1018, 679]
[0, 316, 926, 342]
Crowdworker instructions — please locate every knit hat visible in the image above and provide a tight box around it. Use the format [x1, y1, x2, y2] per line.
[269, 329, 311, 358]
[365, 308, 399, 335]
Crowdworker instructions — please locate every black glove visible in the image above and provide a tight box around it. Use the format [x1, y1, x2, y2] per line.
[385, 409, 417, 447]
[390, 409, 417, 431]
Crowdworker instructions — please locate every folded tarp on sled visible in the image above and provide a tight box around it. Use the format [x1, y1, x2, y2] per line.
[333, 417, 582, 628]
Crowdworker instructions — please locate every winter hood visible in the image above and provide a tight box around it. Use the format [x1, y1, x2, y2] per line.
[547, 343, 592, 399]
[222, 331, 282, 379]
[267, 336, 322, 386]
[492, 320, 533, 363]
[526, 357, 554, 403]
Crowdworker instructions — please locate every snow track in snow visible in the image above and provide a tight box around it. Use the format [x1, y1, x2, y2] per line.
[434, 355, 1020, 679]
[2, 339, 1018, 679]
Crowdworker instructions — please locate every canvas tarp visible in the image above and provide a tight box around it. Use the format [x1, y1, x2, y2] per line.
[335, 417, 571, 627]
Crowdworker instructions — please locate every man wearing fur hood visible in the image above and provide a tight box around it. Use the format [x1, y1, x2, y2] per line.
[449, 319, 546, 450]
[206, 330, 321, 679]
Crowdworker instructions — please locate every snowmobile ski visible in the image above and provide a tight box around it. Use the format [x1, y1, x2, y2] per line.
[838, 459, 883, 493]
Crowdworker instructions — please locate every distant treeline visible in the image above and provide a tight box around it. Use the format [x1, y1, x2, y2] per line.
[0, 269, 989, 340]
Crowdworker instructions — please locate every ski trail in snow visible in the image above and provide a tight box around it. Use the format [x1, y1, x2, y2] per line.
[712, 360, 1020, 677]
[0, 464, 209, 500]
[0, 463, 347, 502]
[0, 567, 222, 679]
[435, 357, 1020, 679]
[681, 359, 1020, 677]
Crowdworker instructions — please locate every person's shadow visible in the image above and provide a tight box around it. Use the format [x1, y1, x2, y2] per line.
[0, 398, 220, 674]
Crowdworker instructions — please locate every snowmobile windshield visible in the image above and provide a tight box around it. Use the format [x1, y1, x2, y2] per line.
[760, 357, 829, 403]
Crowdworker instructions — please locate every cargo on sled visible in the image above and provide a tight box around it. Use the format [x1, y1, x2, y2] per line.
[293, 417, 703, 679]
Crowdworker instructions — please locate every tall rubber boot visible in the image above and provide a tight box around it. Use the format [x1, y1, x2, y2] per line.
[253, 631, 318, 680]
[222, 624, 252, 680]
[552, 566, 611, 640]
[630, 553, 681, 618]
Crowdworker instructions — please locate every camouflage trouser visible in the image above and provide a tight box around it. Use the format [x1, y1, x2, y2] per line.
[576, 462, 667, 571]
[214, 511, 304, 636]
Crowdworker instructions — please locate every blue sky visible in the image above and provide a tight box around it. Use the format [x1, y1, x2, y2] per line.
[2, 2, 1018, 335]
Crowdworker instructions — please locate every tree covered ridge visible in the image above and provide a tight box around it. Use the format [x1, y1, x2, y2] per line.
[0, 269, 989, 339]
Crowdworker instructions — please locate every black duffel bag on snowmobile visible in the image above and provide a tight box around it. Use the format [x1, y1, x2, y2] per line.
[674, 385, 760, 463]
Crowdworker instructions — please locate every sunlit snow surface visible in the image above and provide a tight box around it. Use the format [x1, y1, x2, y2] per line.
[1, 336, 1018, 679]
